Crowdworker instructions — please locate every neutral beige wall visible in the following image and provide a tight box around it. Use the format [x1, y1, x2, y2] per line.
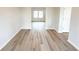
[0, 7, 22, 49]
[53, 7, 60, 31]
[68, 7, 79, 49]
[45, 7, 60, 31]
[21, 7, 32, 29]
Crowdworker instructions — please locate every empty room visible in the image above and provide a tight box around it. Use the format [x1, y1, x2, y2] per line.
[0, 7, 79, 51]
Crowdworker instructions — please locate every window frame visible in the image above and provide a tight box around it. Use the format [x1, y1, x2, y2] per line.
[32, 7, 46, 22]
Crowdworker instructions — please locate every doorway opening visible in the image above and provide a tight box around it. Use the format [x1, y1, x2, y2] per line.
[32, 7, 46, 30]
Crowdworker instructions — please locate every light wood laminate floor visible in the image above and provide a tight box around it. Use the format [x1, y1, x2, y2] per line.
[1, 29, 77, 51]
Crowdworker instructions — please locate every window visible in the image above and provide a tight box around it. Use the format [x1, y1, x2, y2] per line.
[33, 11, 38, 18]
[32, 8, 45, 22]
[39, 11, 43, 18]
[33, 11, 43, 18]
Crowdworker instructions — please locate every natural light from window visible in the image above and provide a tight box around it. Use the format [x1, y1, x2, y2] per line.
[32, 22, 45, 30]
[33, 11, 43, 18]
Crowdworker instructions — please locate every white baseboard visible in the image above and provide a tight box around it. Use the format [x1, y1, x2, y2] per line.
[0, 28, 21, 50]
[68, 40, 79, 50]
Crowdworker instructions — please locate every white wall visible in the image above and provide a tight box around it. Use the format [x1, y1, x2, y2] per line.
[58, 7, 72, 33]
[0, 7, 22, 49]
[68, 7, 79, 49]
[21, 7, 32, 29]
[53, 7, 60, 31]
[45, 7, 60, 31]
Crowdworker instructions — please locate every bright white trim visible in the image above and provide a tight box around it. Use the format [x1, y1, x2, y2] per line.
[68, 40, 79, 50]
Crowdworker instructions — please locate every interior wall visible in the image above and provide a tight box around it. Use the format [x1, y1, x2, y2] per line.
[58, 7, 72, 33]
[63, 8, 72, 32]
[53, 7, 60, 31]
[0, 7, 22, 49]
[68, 7, 79, 49]
[45, 7, 60, 31]
[21, 7, 32, 29]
